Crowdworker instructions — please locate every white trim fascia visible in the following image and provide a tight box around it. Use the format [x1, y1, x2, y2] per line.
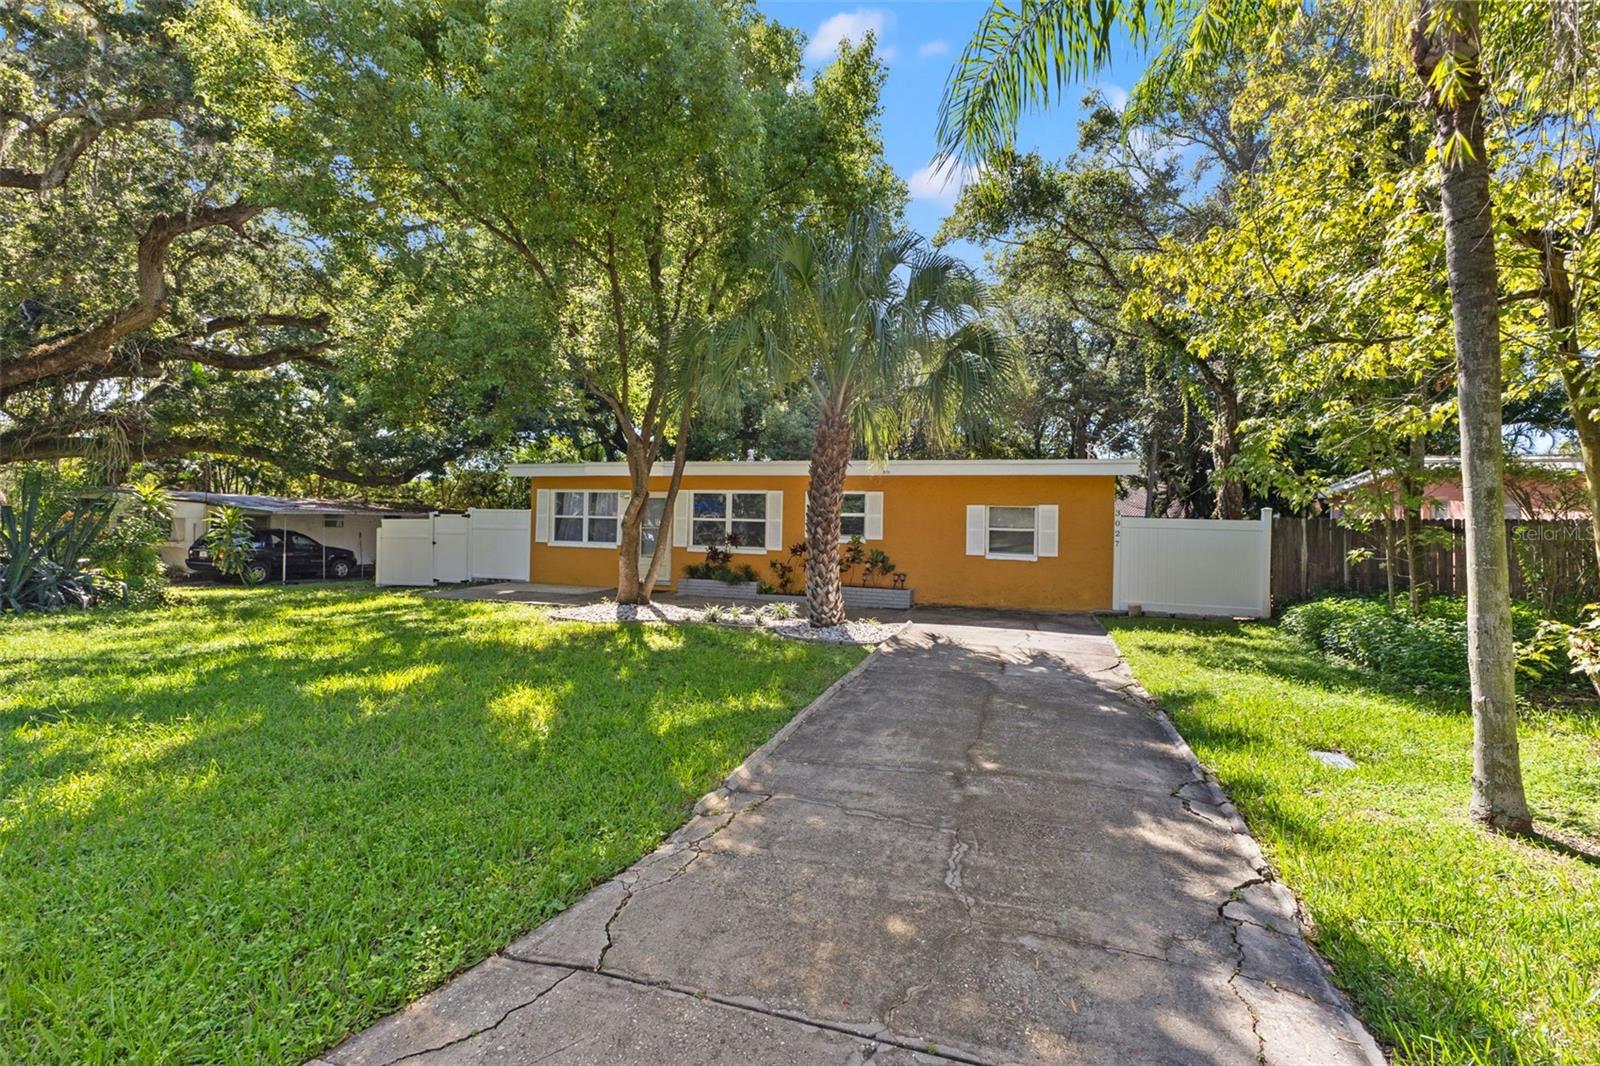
[509, 458, 1140, 478]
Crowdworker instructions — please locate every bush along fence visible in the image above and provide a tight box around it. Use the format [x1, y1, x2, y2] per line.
[1271, 517, 1597, 615]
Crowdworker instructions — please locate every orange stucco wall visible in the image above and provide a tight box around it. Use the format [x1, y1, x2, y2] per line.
[527, 472, 1117, 611]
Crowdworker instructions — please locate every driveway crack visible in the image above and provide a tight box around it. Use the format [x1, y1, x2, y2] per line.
[374, 970, 576, 1066]
[595, 796, 770, 972]
[1218, 879, 1269, 1065]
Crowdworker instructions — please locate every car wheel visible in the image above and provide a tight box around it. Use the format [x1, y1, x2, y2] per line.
[244, 563, 269, 585]
[331, 559, 353, 579]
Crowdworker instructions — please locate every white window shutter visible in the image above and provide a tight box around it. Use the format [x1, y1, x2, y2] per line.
[673, 494, 690, 547]
[864, 492, 884, 540]
[966, 505, 986, 556]
[616, 492, 628, 546]
[1038, 504, 1059, 557]
[535, 489, 553, 544]
[765, 491, 784, 550]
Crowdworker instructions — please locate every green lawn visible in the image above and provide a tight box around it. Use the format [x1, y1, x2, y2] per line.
[1106, 618, 1600, 1066]
[0, 585, 862, 1064]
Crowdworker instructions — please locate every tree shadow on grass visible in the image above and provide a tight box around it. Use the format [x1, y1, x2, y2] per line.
[0, 588, 858, 1061]
[1109, 617, 1472, 716]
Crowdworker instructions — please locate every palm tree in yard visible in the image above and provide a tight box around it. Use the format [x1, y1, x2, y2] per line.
[933, 0, 1600, 833]
[751, 211, 1010, 627]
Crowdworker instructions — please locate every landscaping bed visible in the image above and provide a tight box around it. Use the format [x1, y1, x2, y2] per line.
[0, 585, 863, 1062]
[550, 599, 907, 645]
[1106, 616, 1600, 1064]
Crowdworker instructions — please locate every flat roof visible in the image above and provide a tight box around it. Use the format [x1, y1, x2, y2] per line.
[167, 491, 429, 517]
[508, 458, 1141, 478]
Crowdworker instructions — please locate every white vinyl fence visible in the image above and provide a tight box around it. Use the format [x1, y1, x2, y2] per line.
[375, 509, 530, 586]
[1112, 508, 1273, 618]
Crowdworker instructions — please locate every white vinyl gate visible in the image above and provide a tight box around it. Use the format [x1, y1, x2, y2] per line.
[375, 509, 531, 586]
[1112, 508, 1273, 618]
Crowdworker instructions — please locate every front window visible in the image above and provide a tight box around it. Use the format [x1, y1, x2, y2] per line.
[692, 491, 767, 549]
[553, 491, 618, 545]
[987, 506, 1037, 558]
[840, 493, 867, 539]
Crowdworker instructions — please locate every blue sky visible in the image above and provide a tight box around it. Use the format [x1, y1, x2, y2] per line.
[758, 2, 1149, 268]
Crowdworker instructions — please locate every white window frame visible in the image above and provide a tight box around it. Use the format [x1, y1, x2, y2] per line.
[986, 505, 1038, 561]
[688, 490, 770, 553]
[551, 490, 620, 548]
[839, 493, 868, 541]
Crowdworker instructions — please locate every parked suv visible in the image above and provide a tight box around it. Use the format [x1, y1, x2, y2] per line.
[187, 529, 359, 582]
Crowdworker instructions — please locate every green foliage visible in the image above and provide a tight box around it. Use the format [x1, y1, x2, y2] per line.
[683, 543, 758, 584]
[204, 505, 257, 583]
[861, 548, 895, 588]
[1106, 617, 1600, 1063]
[0, 468, 116, 610]
[95, 476, 172, 606]
[746, 209, 1012, 456]
[0, 584, 861, 1060]
[1282, 595, 1580, 693]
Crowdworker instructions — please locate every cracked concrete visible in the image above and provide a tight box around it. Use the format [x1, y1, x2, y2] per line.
[318, 610, 1383, 1065]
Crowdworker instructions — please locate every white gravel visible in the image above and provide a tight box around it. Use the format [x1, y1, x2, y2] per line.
[549, 600, 906, 645]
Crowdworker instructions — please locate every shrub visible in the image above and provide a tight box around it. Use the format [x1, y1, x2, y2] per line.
[1280, 595, 1578, 693]
[1, 468, 121, 610]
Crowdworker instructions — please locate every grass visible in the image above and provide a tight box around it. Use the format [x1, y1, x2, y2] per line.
[0, 584, 863, 1064]
[1105, 617, 1600, 1066]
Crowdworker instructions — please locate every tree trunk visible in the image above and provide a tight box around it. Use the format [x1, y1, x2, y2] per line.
[1401, 435, 1427, 614]
[640, 405, 693, 595]
[1380, 507, 1397, 610]
[804, 395, 852, 627]
[1144, 414, 1161, 518]
[616, 443, 654, 604]
[1535, 240, 1600, 575]
[1212, 386, 1243, 520]
[1412, 2, 1532, 833]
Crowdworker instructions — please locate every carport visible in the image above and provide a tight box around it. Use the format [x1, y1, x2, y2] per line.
[166, 492, 428, 581]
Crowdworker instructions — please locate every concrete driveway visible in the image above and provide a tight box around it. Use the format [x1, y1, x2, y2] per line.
[316, 613, 1381, 1065]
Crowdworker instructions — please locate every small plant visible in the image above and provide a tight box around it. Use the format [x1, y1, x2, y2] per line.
[768, 542, 809, 594]
[205, 506, 260, 584]
[1530, 606, 1600, 698]
[704, 543, 732, 569]
[766, 601, 798, 620]
[839, 535, 866, 584]
[701, 603, 727, 623]
[863, 549, 895, 587]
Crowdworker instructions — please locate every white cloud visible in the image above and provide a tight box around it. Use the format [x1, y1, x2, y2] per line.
[917, 39, 950, 59]
[805, 8, 894, 64]
[906, 158, 982, 204]
[1095, 83, 1130, 111]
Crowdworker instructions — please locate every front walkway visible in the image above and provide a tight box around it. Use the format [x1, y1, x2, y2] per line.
[316, 613, 1381, 1065]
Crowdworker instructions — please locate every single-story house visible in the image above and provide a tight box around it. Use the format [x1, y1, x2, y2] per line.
[1326, 455, 1588, 522]
[510, 459, 1140, 612]
[160, 492, 429, 573]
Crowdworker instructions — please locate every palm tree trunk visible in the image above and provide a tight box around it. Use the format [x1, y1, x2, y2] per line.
[1412, 1, 1532, 833]
[805, 395, 852, 627]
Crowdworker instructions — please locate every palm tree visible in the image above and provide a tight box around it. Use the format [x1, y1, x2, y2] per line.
[934, 0, 1577, 833]
[751, 212, 1010, 626]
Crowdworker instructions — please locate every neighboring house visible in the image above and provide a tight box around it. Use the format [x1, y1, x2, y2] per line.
[160, 492, 428, 573]
[510, 459, 1139, 612]
[1115, 484, 1188, 518]
[1326, 455, 1589, 521]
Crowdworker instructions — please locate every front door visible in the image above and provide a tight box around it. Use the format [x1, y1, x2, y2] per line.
[639, 496, 671, 586]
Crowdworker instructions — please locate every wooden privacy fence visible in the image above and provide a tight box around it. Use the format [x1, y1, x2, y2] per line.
[1270, 516, 1598, 610]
